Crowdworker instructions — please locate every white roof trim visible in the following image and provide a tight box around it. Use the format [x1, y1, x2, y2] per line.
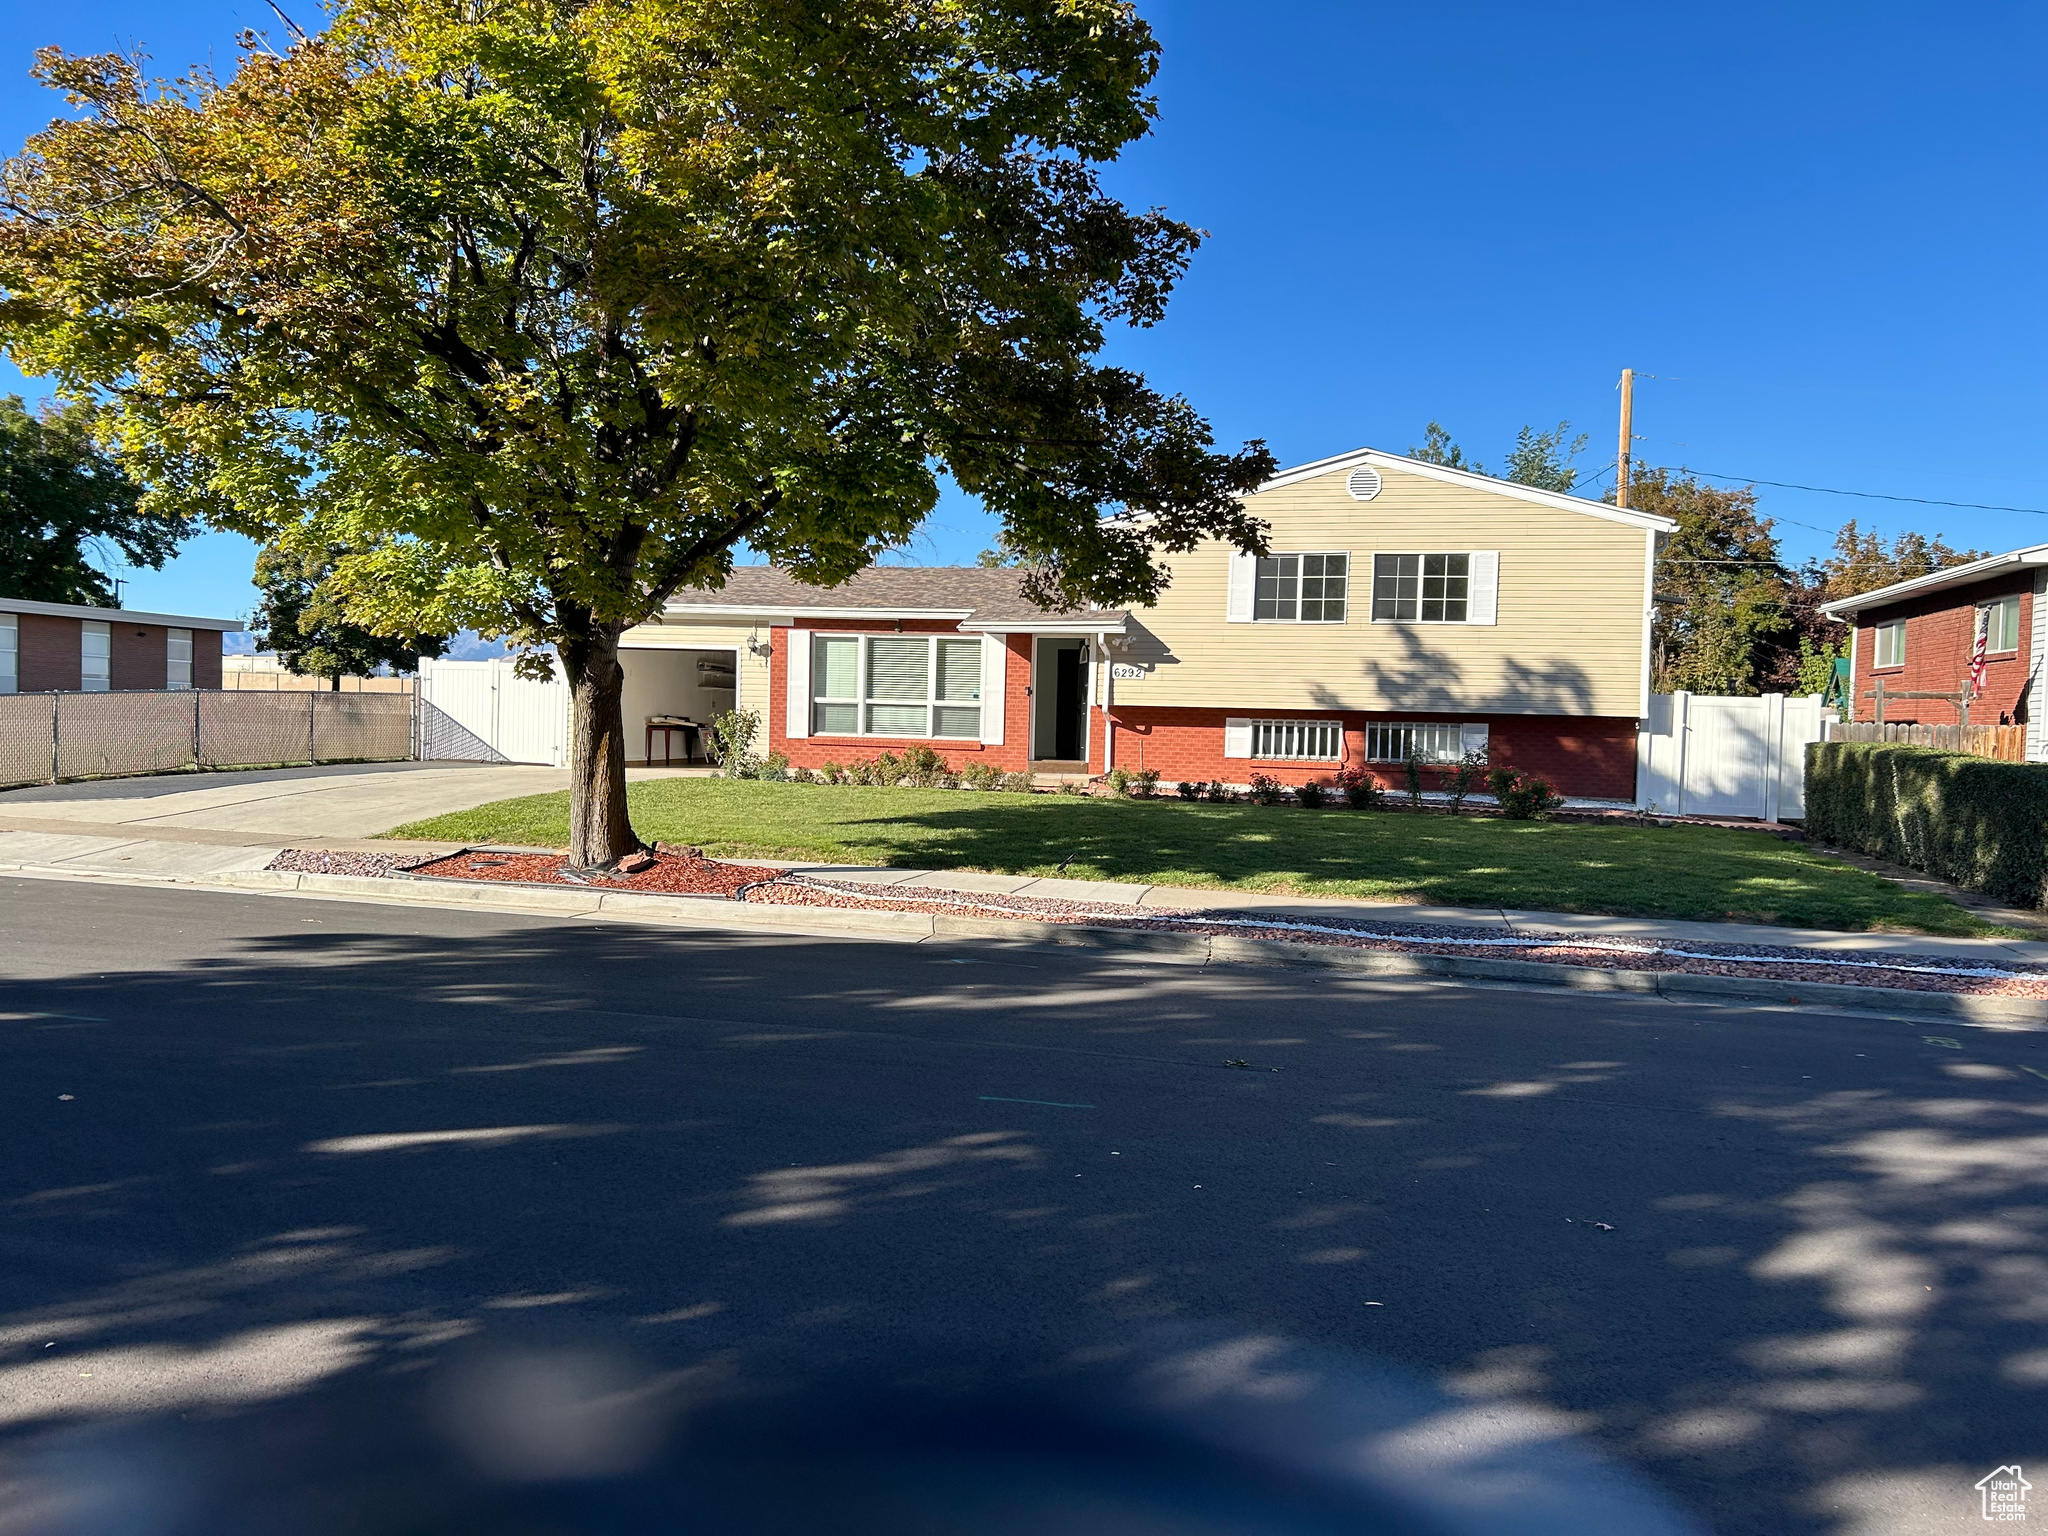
[1817, 544, 2048, 618]
[660, 603, 973, 621]
[958, 618, 1128, 635]
[0, 595, 242, 630]
[1256, 447, 1678, 533]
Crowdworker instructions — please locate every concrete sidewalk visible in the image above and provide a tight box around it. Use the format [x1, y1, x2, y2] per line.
[7, 821, 2048, 971]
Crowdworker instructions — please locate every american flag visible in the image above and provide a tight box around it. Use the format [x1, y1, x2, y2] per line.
[1969, 608, 1990, 697]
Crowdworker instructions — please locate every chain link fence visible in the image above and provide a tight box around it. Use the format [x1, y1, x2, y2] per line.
[0, 688, 415, 789]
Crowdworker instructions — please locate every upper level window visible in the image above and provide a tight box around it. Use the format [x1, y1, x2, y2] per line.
[1254, 554, 1347, 621]
[1979, 596, 2021, 655]
[812, 633, 982, 739]
[1873, 618, 1906, 669]
[80, 620, 110, 692]
[167, 628, 194, 689]
[1374, 554, 1468, 622]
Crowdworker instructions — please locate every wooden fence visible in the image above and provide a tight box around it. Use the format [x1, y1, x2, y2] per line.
[1827, 721, 2028, 761]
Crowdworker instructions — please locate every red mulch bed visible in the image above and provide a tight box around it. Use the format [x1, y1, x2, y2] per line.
[407, 849, 782, 897]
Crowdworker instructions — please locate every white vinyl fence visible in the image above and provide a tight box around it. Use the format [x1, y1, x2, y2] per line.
[1636, 692, 1829, 820]
[416, 657, 568, 767]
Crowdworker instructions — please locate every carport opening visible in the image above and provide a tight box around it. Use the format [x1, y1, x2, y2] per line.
[621, 647, 738, 764]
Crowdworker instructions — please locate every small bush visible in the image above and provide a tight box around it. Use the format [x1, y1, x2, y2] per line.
[1296, 778, 1328, 809]
[709, 707, 762, 777]
[760, 750, 791, 782]
[817, 760, 846, 785]
[1805, 741, 2048, 908]
[1442, 750, 1489, 813]
[1105, 766, 1133, 797]
[784, 763, 815, 785]
[1130, 768, 1161, 798]
[895, 744, 951, 787]
[1488, 767, 1562, 819]
[998, 771, 1036, 793]
[956, 760, 1002, 791]
[1334, 765, 1385, 810]
[1202, 779, 1234, 804]
[1176, 779, 1201, 800]
[1247, 773, 1285, 806]
[1059, 781, 1083, 796]
[1402, 748, 1428, 811]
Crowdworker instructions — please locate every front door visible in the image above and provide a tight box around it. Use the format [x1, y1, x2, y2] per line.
[1032, 638, 1089, 762]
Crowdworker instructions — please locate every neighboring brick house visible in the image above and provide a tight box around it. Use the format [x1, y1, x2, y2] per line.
[1818, 544, 2048, 756]
[619, 447, 1677, 799]
[0, 596, 239, 694]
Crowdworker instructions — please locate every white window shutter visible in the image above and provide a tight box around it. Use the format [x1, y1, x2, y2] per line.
[1223, 717, 1253, 757]
[785, 629, 811, 739]
[979, 634, 1007, 745]
[1226, 551, 1256, 621]
[1459, 722, 1490, 758]
[1468, 551, 1499, 624]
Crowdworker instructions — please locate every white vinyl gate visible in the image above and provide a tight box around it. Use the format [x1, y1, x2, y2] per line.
[1635, 692, 1828, 820]
[417, 657, 569, 766]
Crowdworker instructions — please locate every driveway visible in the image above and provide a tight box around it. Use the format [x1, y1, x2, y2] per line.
[1, 876, 2041, 1533]
[0, 761, 697, 844]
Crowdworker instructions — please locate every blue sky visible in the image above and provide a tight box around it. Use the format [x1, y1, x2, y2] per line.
[6, 1, 2047, 624]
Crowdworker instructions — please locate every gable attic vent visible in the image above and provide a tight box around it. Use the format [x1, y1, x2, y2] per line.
[1346, 466, 1383, 501]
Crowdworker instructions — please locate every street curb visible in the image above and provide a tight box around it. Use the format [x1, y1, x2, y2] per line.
[8, 860, 2044, 1027]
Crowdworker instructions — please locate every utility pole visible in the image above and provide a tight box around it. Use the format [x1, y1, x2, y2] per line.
[1615, 368, 1634, 508]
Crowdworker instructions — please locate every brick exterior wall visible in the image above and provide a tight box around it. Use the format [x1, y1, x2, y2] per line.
[16, 614, 80, 692]
[1852, 570, 2034, 725]
[1107, 708, 1639, 800]
[194, 635, 223, 690]
[109, 622, 169, 691]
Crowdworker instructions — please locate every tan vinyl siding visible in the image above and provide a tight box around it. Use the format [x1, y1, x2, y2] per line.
[1115, 462, 1650, 717]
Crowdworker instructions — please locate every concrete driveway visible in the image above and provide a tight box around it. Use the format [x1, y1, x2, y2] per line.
[0, 761, 698, 845]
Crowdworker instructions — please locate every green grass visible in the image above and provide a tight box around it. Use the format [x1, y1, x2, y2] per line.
[383, 777, 2007, 936]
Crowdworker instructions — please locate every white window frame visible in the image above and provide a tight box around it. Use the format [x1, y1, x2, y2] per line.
[1873, 618, 1906, 669]
[1366, 721, 1469, 764]
[810, 633, 984, 740]
[1372, 553, 1479, 623]
[80, 620, 111, 692]
[0, 612, 15, 695]
[1979, 596, 2022, 655]
[1248, 718, 1342, 761]
[167, 627, 194, 689]
[1251, 553, 1349, 623]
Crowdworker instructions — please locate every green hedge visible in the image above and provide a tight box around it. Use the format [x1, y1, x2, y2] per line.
[1804, 741, 2048, 909]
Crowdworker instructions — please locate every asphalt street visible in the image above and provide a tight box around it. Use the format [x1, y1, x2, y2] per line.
[2, 875, 2044, 1533]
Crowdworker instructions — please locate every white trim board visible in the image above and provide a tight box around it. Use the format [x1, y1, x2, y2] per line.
[1255, 447, 1678, 534]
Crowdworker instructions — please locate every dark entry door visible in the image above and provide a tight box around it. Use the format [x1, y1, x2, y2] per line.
[1053, 644, 1085, 760]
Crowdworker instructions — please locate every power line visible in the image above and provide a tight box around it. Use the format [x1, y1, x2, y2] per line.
[1677, 466, 2048, 517]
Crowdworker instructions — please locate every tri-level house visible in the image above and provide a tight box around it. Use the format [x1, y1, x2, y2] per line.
[615, 447, 1678, 799]
[1819, 541, 2048, 760]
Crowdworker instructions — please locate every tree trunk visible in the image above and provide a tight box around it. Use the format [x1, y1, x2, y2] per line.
[564, 627, 639, 870]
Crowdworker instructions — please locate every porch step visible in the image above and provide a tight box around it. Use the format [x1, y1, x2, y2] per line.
[1028, 760, 1094, 786]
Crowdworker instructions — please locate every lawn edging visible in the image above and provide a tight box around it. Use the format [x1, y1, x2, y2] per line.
[169, 865, 2048, 1028]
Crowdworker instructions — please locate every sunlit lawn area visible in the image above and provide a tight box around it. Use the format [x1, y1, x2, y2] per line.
[384, 777, 2000, 936]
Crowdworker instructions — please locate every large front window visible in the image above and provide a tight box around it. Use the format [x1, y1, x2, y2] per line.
[1366, 721, 1467, 763]
[1254, 554, 1348, 621]
[813, 634, 982, 739]
[1373, 554, 1469, 622]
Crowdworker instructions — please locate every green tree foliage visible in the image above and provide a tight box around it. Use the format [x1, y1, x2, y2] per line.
[0, 2, 1272, 867]
[1627, 466, 1790, 695]
[1809, 519, 1986, 604]
[251, 542, 446, 688]
[0, 395, 185, 605]
[1409, 422, 1482, 472]
[1498, 421, 1587, 493]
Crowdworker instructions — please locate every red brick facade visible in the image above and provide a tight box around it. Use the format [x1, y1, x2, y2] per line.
[5, 610, 228, 692]
[1851, 570, 2035, 725]
[755, 618, 1638, 799]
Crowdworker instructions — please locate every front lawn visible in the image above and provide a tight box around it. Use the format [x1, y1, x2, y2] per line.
[384, 778, 2002, 935]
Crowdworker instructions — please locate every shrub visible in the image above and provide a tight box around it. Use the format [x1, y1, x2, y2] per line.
[1130, 768, 1161, 798]
[708, 707, 762, 777]
[1401, 747, 1428, 811]
[1805, 741, 2048, 908]
[1488, 767, 1562, 820]
[1296, 778, 1328, 809]
[895, 743, 951, 787]
[1176, 779, 1201, 800]
[817, 760, 846, 785]
[1105, 766, 1133, 797]
[1202, 779, 1233, 803]
[760, 750, 791, 782]
[956, 760, 1002, 791]
[998, 771, 1036, 793]
[1247, 773, 1285, 806]
[1333, 765, 1385, 810]
[1442, 750, 1489, 813]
